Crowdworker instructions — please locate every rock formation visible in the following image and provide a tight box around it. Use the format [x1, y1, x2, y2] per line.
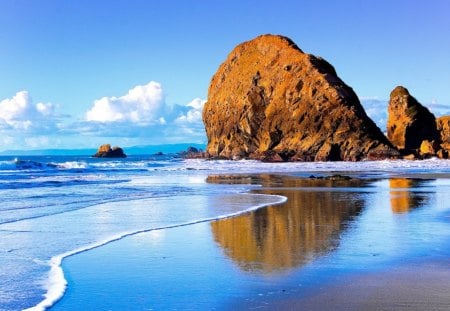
[437, 116, 450, 148]
[93, 144, 127, 158]
[202, 34, 398, 161]
[179, 146, 209, 159]
[387, 86, 440, 155]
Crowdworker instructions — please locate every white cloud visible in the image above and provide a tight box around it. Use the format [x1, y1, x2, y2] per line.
[0, 91, 60, 132]
[0, 83, 208, 151]
[36, 102, 56, 116]
[24, 136, 50, 148]
[360, 97, 388, 132]
[175, 98, 206, 124]
[81, 82, 206, 144]
[86, 81, 164, 124]
[426, 99, 450, 117]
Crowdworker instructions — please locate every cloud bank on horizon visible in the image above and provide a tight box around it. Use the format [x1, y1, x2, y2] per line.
[0, 81, 206, 150]
[1, 82, 449, 151]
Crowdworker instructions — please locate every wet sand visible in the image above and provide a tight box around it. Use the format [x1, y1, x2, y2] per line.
[259, 261, 450, 311]
[53, 174, 450, 310]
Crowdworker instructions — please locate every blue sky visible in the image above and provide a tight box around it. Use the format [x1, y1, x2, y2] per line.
[0, 0, 450, 150]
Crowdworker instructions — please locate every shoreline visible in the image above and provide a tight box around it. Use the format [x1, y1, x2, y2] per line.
[52, 174, 450, 310]
[26, 192, 287, 311]
[28, 172, 448, 310]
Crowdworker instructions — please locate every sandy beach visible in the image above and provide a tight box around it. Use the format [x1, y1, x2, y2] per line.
[48, 173, 450, 310]
[258, 261, 450, 311]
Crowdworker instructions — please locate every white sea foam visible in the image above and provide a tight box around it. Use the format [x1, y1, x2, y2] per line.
[56, 161, 89, 170]
[179, 158, 450, 175]
[5, 157, 450, 175]
[26, 193, 286, 311]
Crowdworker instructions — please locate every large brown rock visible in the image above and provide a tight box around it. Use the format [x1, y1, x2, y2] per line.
[202, 34, 397, 161]
[387, 86, 440, 153]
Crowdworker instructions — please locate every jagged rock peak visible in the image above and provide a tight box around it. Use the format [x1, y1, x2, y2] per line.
[390, 85, 410, 98]
[202, 34, 398, 161]
[387, 86, 440, 152]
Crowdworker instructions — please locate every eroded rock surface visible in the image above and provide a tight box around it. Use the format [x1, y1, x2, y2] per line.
[387, 86, 440, 153]
[203, 34, 397, 161]
[437, 116, 450, 150]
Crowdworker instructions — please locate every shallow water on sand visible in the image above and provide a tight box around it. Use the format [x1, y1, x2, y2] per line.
[53, 175, 450, 310]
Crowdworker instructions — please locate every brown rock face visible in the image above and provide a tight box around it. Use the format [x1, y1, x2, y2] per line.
[387, 86, 440, 152]
[420, 140, 440, 156]
[202, 34, 397, 161]
[437, 116, 450, 148]
[93, 144, 127, 158]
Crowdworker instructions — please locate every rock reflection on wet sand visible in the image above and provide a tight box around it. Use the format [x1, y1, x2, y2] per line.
[210, 174, 450, 310]
[389, 178, 429, 213]
[210, 175, 439, 273]
[210, 175, 367, 273]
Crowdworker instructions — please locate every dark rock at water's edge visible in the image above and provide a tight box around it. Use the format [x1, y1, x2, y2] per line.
[387, 86, 440, 157]
[437, 116, 450, 155]
[202, 34, 399, 162]
[387, 86, 449, 159]
[180, 146, 209, 159]
[92, 144, 127, 158]
[309, 174, 352, 181]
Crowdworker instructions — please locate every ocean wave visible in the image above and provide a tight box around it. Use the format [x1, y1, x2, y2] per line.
[0, 159, 55, 171]
[179, 158, 450, 176]
[52, 161, 89, 170]
[25, 193, 287, 311]
[0, 158, 152, 172]
[0, 159, 88, 172]
[5, 156, 450, 175]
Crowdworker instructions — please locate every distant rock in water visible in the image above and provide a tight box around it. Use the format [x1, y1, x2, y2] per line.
[186, 146, 199, 153]
[180, 146, 208, 159]
[387, 86, 440, 155]
[93, 144, 127, 158]
[202, 34, 398, 161]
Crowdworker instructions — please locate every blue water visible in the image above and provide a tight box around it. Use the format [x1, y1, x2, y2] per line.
[2, 155, 450, 310]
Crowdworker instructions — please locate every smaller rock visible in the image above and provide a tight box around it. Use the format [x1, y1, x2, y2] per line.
[182, 146, 208, 159]
[93, 144, 127, 158]
[403, 154, 416, 160]
[326, 174, 352, 181]
[308, 174, 352, 180]
[419, 140, 439, 156]
[387, 86, 440, 153]
[437, 116, 450, 144]
[186, 146, 199, 153]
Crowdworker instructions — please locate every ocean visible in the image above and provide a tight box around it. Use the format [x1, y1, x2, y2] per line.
[1, 155, 450, 310]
